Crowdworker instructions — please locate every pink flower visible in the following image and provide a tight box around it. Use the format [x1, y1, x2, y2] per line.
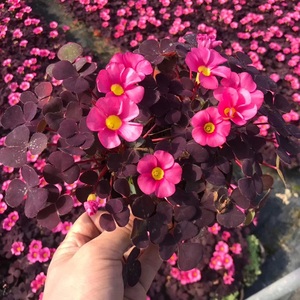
[215, 241, 229, 253]
[216, 87, 259, 125]
[222, 231, 231, 241]
[230, 243, 242, 254]
[109, 52, 153, 80]
[214, 72, 264, 110]
[87, 97, 143, 149]
[27, 250, 40, 263]
[84, 194, 106, 216]
[0, 201, 8, 214]
[209, 253, 223, 270]
[4, 74, 13, 83]
[33, 26, 43, 34]
[137, 150, 182, 198]
[223, 272, 235, 285]
[208, 223, 221, 235]
[38, 247, 51, 262]
[96, 63, 145, 103]
[191, 107, 231, 147]
[185, 47, 230, 89]
[167, 253, 178, 266]
[196, 33, 222, 49]
[61, 221, 72, 235]
[223, 253, 234, 269]
[11, 241, 25, 255]
[29, 240, 43, 251]
[31, 272, 46, 293]
[187, 268, 202, 283]
[170, 267, 181, 280]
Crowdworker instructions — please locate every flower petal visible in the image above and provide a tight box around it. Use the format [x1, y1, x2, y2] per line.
[192, 127, 207, 146]
[98, 128, 121, 149]
[164, 163, 182, 184]
[118, 122, 143, 142]
[200, 75, 219, 90]
[137, 174, 157, 195]
[155, 178, 176, 198]
[86, 106, 105, 131]
[125, 85, 145, 104]
[137, 154, 158, 174]
[154, 150, 175, 170]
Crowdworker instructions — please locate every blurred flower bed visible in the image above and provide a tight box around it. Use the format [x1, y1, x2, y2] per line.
[0, 1, 299, 300]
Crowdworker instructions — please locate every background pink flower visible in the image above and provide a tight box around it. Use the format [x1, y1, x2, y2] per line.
[137, 150, 182, 198]
[87, 97, 143, 149]
[191, 107, 231, 147]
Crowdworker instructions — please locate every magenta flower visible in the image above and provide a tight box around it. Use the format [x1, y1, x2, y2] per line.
[87, 97, 143, 149]
[96, 63, 145, 103]
[11, 241, 25, 256]
[215, 241, 229, 253]
[137, 150, 182, 198]
[191, 107, 231, 147]
[216, 87, 259, 125]
[109, 52, 153, 80]
[214, 72, 264, 109]
[38, 247, 51, 262]
[230, 243, 242, 255]
[185, 47, 231, 89]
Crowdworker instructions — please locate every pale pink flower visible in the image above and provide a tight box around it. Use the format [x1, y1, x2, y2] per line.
[137, 150, 182, 198]
[96, 63, 145, 103]
[185, 47, 230, 89]
[20, 81, 30, 91]
[11, 241, 25, 256]
[191, 107, 231, 147]
[2, 59, 11, 67]
[109, 52, 153, 80]
[87, 97, 143, 149]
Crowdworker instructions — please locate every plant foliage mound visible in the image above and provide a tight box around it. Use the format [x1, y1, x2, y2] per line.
[0, 32, 299, 288]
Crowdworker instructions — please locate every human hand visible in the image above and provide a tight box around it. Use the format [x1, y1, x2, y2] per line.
[43, 212, 162, 300]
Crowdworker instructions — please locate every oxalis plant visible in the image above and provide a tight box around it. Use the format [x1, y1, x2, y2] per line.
[0, 33, 299, 287]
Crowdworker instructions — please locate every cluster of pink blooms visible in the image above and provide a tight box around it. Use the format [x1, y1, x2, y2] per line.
[167, 253, 202, 285]
[0, 0, 67, 106]
[186, 36, 264, 147]
[208, 223, 242, 285]
[86, 52, 153, 149]
[58, 0, 300, 109]
[86, 52, 184, 198]
[30, 272, 46, 294]
[2, 211, 19, 231]
[27, 240, 55, 264]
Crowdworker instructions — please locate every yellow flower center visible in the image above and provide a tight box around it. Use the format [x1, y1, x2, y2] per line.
[224, 107, 236, 118]
[87, 193, 97, 201]
[204, 122, 215, 134]
[151, 167, 164, 181]
[198, 66, 211, 76]
[105, 115, 122, 131]
[110, 83, 124, 96]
